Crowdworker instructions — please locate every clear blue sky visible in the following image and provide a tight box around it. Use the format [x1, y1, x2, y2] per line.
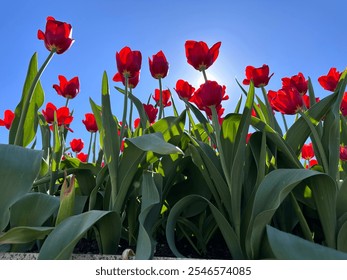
[1, 0, 346, 148]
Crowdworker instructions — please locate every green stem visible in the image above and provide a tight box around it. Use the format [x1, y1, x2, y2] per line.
[92, 130, 97, 163]
[129, 89, 133, 132]
[290, 192, 314, 242]
[14, 50, 55, 146]
[158, 77, 163, 119]
[281, 113, 289, 132]
[202, 69, 208, 82]
[65, 97, 70, 108]
[86, 132, 93, 162]
[119, 76, 129, 148]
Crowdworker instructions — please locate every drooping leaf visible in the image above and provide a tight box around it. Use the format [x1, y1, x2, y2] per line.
[38, 210, 120, 259]
[0, 227, 54, 244]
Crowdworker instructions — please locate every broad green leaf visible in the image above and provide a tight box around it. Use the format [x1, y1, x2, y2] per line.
[0, 144, 43, 231]
[135, 172, 162, 259]
[127, 90, 149, 128]
[9, 52, 45, 147]
[266, 225, 347, 260]
[89, 98, 104, 149]
[246, 169, 336, 259]
[10, 193, 59, 227]
[0, 227, 53, 244]
[38, 210, 120, 259]
[101, 71, 120, 210]
[127, 132, 183, 155]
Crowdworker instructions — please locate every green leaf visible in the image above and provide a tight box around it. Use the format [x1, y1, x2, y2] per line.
[0, 144, 43, 231]
[135, 172, 162, 259]
[38, 210, 120, 259]
[337, 179, 347, 218]
[0, 227, 54, 244]
[246, 169, 336, 259]
[9, 53, 45, 147]
[127, 132, 183, 155]
[337, 219, 347, 252]
[127, 90, 149, 128]
[101, 71, 120, 210]
[10, 193, 59, 227]
[266, 225, 347, 260]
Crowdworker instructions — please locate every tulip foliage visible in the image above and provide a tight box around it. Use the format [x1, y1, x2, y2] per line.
[1, 16, 347, 260]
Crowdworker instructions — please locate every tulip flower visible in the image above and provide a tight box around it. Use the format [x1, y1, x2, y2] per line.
[191, 81, 228, 114]
[268, 87, 303, 115]
[0, 109, 15, 130]
[53, 75, 80, 100]
[340, 145, 347, 161]
[149, 50, 169, 79]
[318, 67, 341, 92]
[340, 92, 347, 116]
[243, 64, 274, 88]
[70, 138, 84, 153]
[185, 40, 221, 71]
[134, 118, 140, 129]
[281, 72, 308, 95]
[174, 79, 195, 101]
[77, 152, 88, 163]
[116, 46, 142, 78]
[152, 89, 172, 108]
[143, 104, 158, 124]
[42, 102, 73, 131]
[82, 113, 98, 133]
[301, 143, 314, 160]
[37, 16, 74, 54]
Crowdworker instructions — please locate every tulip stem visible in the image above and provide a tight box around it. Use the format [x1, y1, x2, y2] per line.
[202, 69, 208, 82]
[158, 77, 164, 119]
[129, 89, 133, 132]
[281, 113, 289, 132]
[92, 131, 97, 163]
[86, 132, 93, 163]
[119, 76, 129, 148]
[14, 50, 55, 146]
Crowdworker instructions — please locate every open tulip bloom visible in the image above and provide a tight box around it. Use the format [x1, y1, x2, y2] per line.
[3, 16, 347, 262]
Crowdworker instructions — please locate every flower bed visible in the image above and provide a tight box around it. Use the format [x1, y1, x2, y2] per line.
[1, 16, 347, 260]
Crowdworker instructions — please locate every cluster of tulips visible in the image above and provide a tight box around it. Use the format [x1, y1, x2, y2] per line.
[1, 16, 347, 260]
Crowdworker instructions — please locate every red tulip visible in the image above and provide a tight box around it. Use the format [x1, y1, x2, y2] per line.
[116, 46, 142, 78]
[70, 138, 84, 153]
[340, 92, 347, 116]
[0, 110, 15, 130]
[134, 118, 140, 129]
[340, 145, 347, 161]
[268, 87, 303, 115]
[174, 79, 195, 101]
[185, 40, 221, 71]
[37, 16, 74, 54]
[82, 113, 98, 133]
[42, 102, 73, 130]
[77, 152, 88, 162]
[152, 89, 172, 107]
[149, 50, 169, 79]
[191, 81, 228, 113]
[53, 75, 80, 99]
[112, 71, 140, 89]
[143, 104, 158, 124]
[301, 143, 314, 160]
[281, 72, 308, 95]
[243, 64, 274, 88]
[318, 67, 341, 92]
